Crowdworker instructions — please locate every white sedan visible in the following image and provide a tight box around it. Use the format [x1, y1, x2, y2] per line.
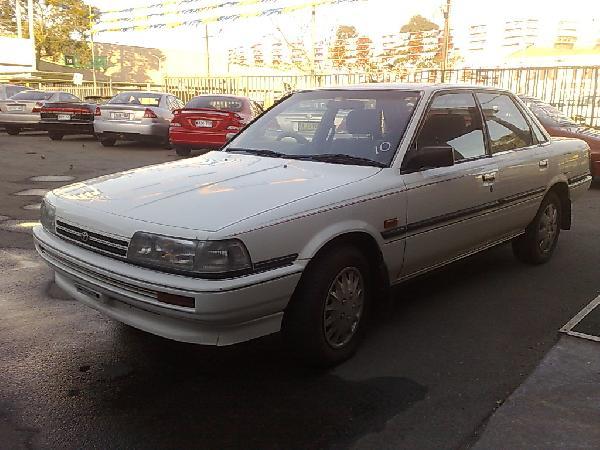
[34, 84, 591, 366]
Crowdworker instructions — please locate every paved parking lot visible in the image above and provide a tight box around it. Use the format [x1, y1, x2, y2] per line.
[1, 133, 600, 449]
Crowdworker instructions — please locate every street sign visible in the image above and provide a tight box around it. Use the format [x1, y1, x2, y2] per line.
[72, 73, 83, 85]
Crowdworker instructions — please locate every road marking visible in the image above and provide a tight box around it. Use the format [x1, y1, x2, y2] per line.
[29, 175, 75, 182]
[23, 203, 41, 210]
[14, 189, 49, 196]
[560, 294, 600, 342]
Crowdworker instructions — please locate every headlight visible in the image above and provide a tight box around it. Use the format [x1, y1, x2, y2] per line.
[127, 232, 252, 277]
[40, 199, 56, 233]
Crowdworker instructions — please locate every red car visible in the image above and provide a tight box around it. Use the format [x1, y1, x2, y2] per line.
[520, 96, 600, 177]
[169, 95, 263, 156]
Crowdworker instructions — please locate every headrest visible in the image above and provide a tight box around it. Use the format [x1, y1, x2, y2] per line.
[346, 109, 381, 135]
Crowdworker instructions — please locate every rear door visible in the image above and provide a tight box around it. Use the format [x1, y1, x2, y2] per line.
[400, 90, 501, 278]
[475, 91, 550, 235]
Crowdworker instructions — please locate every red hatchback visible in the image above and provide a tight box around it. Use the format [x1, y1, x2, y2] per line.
[169, 95, 263, 156]
[520, 96, 600, 178]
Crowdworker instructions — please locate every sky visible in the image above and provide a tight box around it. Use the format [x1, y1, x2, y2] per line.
[84, 0, 600, 75]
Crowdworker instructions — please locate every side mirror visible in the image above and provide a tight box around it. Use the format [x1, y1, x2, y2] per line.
[404, 145, 454, 172]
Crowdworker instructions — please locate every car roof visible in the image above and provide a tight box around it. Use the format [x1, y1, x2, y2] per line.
[305, 83, 511, 94]
[115, 91, 168, 96]
[190, 94, 249, 100]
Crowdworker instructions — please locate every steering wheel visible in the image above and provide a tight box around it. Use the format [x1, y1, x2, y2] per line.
[276, 131, 309, 144]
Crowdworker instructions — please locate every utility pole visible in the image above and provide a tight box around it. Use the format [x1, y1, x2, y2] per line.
[27, 0, 35, 70]
[16, 0, 22, 38]
[205, 23, 210, 77]
[88, 5, 97, 94]
[441, 0, 451, 81]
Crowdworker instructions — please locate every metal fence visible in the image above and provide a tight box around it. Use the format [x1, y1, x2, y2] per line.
[165, 66, 600, 127]
[20, 66, 599, 126]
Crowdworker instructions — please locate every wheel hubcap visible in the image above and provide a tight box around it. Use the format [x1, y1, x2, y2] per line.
[538, 203, 558, 253]
[323, 267, 364, 349]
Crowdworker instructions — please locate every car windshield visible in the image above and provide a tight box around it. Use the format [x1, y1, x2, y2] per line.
[186, 96, 244, 112]
[10, 91, 52, 101]
[109, 92, 162, 107]
[522, 99, 577, 127]
[225, 89, 420, 167]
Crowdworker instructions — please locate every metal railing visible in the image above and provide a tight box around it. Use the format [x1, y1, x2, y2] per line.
[165, 66, 600, 127]
[14, 66, 599, 126]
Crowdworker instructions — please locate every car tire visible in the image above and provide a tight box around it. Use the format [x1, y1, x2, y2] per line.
[100, 137, 117, 147]
[6, 127, 20, 135]
[282, 244, 372, 367]
[512, 191, 562, 265]
[48, 132, 64, 141]
[175, 146, 192, 157]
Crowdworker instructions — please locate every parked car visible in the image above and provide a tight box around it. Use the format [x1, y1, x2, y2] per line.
[0, 90, 68, 135]
[520, 95, 600, 177]
[170, 95, 263, 156]
[94, 91, 184, 147]
[39, 93, 101, 140]
[0, 84, 31, 101]
[34, 84, 591, 366]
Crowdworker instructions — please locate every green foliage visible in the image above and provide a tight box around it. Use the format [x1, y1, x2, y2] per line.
[400, 15, 439, 33]
[0, 0, 99, 65]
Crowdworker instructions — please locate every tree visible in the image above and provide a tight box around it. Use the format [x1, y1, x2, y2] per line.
[329, 25, 357, 69]
[400, 15, 439, 33]
[0, 0, 98, 66]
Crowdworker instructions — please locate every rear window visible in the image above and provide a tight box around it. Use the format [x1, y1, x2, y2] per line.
[10, 91, 52, 101]
[185, 96, 244, 112]
[6, 86, 29, 98]
[109, 92, 162, 107]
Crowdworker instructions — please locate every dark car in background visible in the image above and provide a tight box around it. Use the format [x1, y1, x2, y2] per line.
[520, 95, 600, 177]
[169, 95, 262, 156]
[40, 95, 111, 140]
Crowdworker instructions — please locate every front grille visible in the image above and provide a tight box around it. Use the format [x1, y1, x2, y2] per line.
[56, 220, 129, 259]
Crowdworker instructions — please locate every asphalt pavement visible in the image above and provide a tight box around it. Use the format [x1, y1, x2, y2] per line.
[1, 133, 599, 449]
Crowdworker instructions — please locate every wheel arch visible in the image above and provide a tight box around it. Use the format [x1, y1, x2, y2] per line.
[298, 228, 390, 300]
[547, 181, 571, 230]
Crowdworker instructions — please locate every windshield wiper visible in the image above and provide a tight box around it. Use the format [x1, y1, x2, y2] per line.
[226, 148, 287, 158]
[296, 153, 386, 168]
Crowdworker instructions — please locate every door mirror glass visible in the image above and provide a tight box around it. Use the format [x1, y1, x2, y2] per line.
[405, 145, 454, 171]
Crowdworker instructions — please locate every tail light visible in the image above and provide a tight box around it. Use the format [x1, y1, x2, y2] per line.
[32, 102, 43, 113]
[143, 108, 158, 119]
[94, 106, 101, 116]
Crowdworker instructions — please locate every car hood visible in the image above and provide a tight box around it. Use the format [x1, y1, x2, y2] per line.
[52, 151, 381, 232]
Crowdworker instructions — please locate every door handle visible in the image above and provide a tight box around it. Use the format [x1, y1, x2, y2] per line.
[539, 159, 549, 168]
[481, 172, 496, 183]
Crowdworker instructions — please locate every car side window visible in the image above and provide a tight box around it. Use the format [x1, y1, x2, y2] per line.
[476, 92, 534, 153]
[415, 92, 486, 162]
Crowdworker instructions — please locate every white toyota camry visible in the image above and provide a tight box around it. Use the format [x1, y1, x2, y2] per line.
[34, 84, 591, 366]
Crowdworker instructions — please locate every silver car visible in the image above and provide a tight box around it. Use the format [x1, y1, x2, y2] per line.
[0, 84, 31, 101]
[94, 91, 184, 147]
[0, 90, 75, 135]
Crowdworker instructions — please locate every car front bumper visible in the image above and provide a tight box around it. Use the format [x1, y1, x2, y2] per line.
[33, 225, 303, 345]
[94, 120, 169, 140]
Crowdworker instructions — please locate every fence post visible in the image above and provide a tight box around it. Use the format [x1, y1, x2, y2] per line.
[591, 67, 598, 127]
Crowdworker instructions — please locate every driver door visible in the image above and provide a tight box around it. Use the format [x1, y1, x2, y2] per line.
[400, 91, 500, 279]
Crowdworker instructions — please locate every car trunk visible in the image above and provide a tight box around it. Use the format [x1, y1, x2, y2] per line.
[99, 104, 154, 122]
[0, 99, 40, 114]
[41, 103, 93, 121]
[176, 108, 242, 131]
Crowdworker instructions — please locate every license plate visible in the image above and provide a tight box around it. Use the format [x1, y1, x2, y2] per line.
[297, 121, 319, 132]
[57, 114, 71, 121]
[195, 119, 213, 128]
[7, 105, 24, 112]
[110, 112, 131, 120]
